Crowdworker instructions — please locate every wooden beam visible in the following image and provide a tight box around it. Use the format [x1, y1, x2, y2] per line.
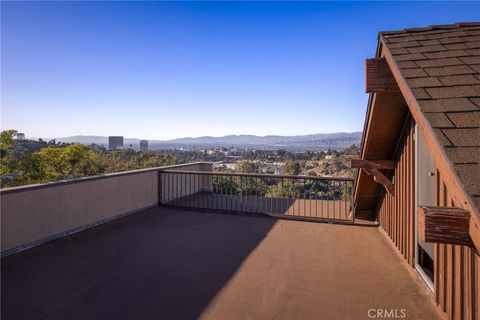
[365, 58, 400, 93]
[363, 168, 395, 196]
[350, 159, 396, 170]
[418, 206, 473, 247]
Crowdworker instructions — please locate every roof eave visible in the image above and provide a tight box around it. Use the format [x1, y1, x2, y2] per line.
[353, 39, 378, 217]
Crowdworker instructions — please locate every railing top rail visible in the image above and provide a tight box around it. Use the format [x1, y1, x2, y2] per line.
[160, 169, 354, 182]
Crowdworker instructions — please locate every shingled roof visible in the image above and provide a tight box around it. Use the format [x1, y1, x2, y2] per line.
[381, 22, 480, 211]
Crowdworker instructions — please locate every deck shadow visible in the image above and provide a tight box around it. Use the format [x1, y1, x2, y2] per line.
[1, 206, 277, 320]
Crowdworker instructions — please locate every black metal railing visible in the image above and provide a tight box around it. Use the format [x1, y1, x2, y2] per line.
[158, 170, 354, 222]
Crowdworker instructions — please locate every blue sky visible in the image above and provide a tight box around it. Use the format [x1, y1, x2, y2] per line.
[1, 1, 479, 140]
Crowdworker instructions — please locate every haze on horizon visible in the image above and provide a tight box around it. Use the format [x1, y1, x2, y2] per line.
[52, 131, 363, 143]
[2, 1, 478, 140]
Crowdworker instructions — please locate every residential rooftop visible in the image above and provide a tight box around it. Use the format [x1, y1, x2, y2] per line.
[1, 207, 442, 320]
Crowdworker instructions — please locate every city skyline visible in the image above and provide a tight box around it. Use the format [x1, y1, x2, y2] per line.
[2, 1, 479, 139]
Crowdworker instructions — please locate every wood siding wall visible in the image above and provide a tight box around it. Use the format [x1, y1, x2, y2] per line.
[377, 119, 415, 266]
[375, 119, 479, 320]
[435, 172, 479, 320]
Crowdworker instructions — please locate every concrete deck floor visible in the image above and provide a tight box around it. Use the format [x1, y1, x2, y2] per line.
[1, 207, 442, 320]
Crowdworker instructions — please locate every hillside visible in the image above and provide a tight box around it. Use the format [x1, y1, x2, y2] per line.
[56, 132, 362, 151]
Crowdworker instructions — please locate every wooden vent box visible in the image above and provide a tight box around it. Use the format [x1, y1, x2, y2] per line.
[418, 206, 473, 247]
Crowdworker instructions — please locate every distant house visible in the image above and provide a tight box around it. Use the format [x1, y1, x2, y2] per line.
[353, 23, 480, 320]
[324, 155, 334, 160]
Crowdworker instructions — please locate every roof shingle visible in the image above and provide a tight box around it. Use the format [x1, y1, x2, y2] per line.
[381, 22, 480, 212]
[447, 112, 480, 127]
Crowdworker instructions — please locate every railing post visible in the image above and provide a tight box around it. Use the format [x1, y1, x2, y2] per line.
[351, 181, 356, 223]
[352, 202, 356, 223]
[157, 170, 163, 206]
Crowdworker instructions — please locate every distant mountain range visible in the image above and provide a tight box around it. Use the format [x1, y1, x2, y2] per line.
[55, 132, 362, 151]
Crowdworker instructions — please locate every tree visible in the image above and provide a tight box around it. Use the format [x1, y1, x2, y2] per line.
[344, 144, 360, 155]
[266, 180, 298, 198]
[18, 152, 44, 184]
[97, 150, 179, 173]
[284, 161, 301, 175]
[16, 144, 99, 182]
[340, 181, 353, 200]
[236, 160, 260, 174]
[22, 147, 64, 182]
[0, 130, 18, 155]
[1, 130, 19, 185]
[61, 144, 100, 178]
[1, 130, 181, 187]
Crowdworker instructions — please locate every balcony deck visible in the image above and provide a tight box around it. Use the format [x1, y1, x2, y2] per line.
[1, 206, 442, 320]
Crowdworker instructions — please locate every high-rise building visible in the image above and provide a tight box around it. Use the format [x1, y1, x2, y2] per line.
[108, 136, 124, 150]
[140, 140, 148, 152]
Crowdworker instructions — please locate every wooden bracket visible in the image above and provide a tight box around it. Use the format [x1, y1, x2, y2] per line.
[418, 206, 473, 247]
[365, 58, 400, 93]
[350, 159, 395, 196]
[363, 168, 395, 196]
